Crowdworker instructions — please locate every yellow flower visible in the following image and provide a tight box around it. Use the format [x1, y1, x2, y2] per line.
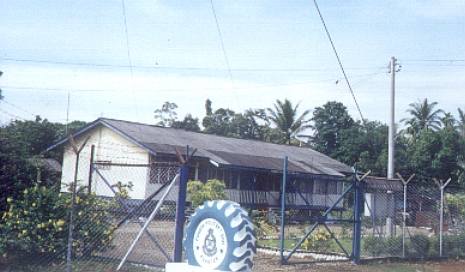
[31, 203, 36, 207]
[6, 197, 13, 203]
[56, 219, 65, 227]
[23, 189, 28, 194]
[22, 229, 27, 235]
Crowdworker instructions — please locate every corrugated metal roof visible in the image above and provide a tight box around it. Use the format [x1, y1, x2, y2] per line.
[100, 118, 351, 176]
[49, 118, 352, 176]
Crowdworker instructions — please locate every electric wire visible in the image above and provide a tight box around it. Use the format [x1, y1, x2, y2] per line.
[403, 59, 465, 63]
[209, 0, 234, 85]
[0, 108, 27, 120]
[121, 0, 134, 78]
[2, 71, 384, 94]
[120, 0, 140, 120]
[311, 0, 365, 122]
[0, 57, 385, 72]
[0, 99, 37, 118]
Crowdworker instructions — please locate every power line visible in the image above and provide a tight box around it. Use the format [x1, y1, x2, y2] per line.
[120, 0, 133, 75]
[403, 59, 465, 63]
[0, 99, 37, 117]
[2, 71, 384, 94]
[0, 57, 384, 72]
[311, 0, 365, 122]
[120, 0, 140, 120]
[209, 0, 234, 84]
[209, 0, 243, 110]
[2, 86, 109, 93]
[0, 108, 27, 121]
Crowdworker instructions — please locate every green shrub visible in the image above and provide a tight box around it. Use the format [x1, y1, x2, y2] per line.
[428, 236, 439, 257]
[251, 211, 277, 239]
[363, 236, 402, 257]
[187, 179, 227, 208]
[0, 184, 118, 261]
[363, 236, 385, 256]
[384, 236, 403, 256]
[442, 234, 465, 258]
[409, 234, 430, 258]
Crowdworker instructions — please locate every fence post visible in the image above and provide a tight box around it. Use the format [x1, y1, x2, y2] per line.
[66, 136, 90, 272]
[397, 173, 415, 258]
[87, 145, 95, 194]
[352, 169, 368, 264]
[435, 178, 451, 258]
[280, 156, 288, 265]
[173, 162, 189, 262]
[352, 174, 361, 264]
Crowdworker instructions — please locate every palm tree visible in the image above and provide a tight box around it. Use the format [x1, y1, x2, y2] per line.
[267, 99, 310, 144]
[441, 112, 456, 130]
[457, 108, 465, 138]
[402, 98, 443, 135]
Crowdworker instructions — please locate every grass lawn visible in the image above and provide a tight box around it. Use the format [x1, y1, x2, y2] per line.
[4, 258, 465, 272]
[258, 237, 353, 254]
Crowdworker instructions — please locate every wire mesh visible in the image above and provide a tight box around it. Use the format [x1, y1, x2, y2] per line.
[275, 175, 354, 264]
[361, 182, 465, 260]
[2, 160, 180, 271]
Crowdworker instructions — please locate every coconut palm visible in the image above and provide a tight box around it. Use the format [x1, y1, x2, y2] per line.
[457, 108, 465, 138]
[267, 99, 311, 144]
[402, 98, 443, 135]
[441, 112, 456, 130]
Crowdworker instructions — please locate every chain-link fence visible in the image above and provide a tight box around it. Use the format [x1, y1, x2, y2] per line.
[273, 168, 357, 265]
[361, 178, 465, 260]
[2, 155, 181, 271]
[4, 145, 465, 271]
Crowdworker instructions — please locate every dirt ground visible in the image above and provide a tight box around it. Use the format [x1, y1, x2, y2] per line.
[103, 221, 465, 272]
[253, 254, 465, 272]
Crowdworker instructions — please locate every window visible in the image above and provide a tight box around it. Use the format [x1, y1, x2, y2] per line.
[149, 164, 178, 184]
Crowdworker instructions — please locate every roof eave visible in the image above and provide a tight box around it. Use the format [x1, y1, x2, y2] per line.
[45, 118, 157, 156]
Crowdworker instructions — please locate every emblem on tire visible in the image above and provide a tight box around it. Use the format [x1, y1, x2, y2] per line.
[184, 200, 256, 271]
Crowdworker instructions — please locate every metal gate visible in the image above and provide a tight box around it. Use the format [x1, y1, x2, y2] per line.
[86, 161, 182, 269]
[279, 157, 368, 264]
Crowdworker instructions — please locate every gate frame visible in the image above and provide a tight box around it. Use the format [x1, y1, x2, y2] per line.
[279, 157, 369, 265]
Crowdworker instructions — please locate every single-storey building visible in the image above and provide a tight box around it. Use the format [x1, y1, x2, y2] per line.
[47, 118, 356, 210]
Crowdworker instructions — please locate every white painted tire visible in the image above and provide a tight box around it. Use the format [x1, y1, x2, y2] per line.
[184, 200, 256, 271]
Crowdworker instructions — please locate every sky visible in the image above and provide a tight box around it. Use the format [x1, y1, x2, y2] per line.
[0, 0, 464, 127]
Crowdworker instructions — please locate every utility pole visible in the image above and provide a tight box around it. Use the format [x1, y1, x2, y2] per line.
[65, 91, 70, 135]
[388, 57, 400, 179]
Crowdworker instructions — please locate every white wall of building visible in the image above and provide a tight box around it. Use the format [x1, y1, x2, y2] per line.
[60, 125, 150, 199]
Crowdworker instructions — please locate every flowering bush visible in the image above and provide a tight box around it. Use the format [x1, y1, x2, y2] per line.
[301, 228, 332, 252]
[0, 184, 118, 261]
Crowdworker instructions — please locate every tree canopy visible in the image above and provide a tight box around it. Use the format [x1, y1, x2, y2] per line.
[267, 99, 310, 144]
